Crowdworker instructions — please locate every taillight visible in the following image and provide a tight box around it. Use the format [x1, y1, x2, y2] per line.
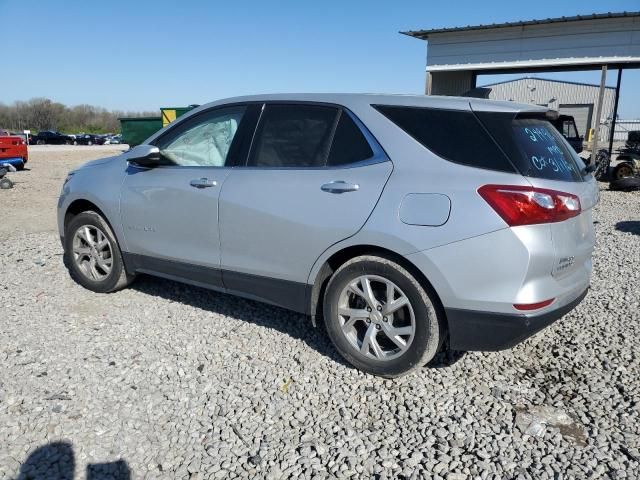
[478, 184, 581, 226]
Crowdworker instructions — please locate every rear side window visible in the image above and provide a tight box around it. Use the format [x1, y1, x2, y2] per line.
[326, 112, 374, 166]
[373, 105, 515, 173]
[248, 104, 339, 167]
[477, 112, 583, 182]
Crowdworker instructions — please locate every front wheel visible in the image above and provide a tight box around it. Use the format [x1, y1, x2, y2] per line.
[64, 211, 134, 293]
[323, 255, 441, 378]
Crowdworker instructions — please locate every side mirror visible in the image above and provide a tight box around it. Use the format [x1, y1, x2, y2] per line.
[127, 144, 161, 167]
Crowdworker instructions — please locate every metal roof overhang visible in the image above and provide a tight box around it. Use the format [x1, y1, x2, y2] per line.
[404, 12, 640, 75]
[402, 11, 640, 38]
[427, 57, 640, 74]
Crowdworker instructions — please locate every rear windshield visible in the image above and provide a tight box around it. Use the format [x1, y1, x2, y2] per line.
[476, 112, 584, 182]
[374, 105, 584, 182]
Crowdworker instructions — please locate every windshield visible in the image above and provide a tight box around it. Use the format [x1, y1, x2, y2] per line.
[476, 112, 584, 182]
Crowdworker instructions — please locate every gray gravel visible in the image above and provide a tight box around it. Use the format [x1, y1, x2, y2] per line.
[1, 180, 639, 479]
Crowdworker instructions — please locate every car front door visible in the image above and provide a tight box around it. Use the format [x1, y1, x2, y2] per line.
[219, 103, 392, 311]
[119, 105, 252, 288]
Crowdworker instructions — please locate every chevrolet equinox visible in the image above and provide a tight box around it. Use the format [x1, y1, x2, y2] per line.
[58, 94, 597, 377]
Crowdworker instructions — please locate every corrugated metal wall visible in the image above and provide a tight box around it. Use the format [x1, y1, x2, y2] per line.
[429, 71, 474, 95]
[425, 16, 640, 69]
[605, 120, 640, 141]
[484, 78, 616, 137]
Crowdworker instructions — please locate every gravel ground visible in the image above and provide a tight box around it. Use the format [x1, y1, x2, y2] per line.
[1, 148, 639, 479]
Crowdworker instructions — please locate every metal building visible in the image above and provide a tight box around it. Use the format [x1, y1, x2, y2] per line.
[401, 12, 640, 156]
[482, 77, 616, 137]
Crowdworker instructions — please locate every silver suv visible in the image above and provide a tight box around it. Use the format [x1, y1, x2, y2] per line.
[58, 94, 598, 377]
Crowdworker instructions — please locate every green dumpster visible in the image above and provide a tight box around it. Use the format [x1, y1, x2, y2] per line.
[119, 117, 163, 146]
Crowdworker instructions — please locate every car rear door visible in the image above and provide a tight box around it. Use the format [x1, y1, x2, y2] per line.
[483, 114, 598, 280]
[528, 176, 598, 279]
[218, 103, 392, 311]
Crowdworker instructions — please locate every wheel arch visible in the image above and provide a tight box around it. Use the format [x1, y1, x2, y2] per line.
[63, 199, 124, 250]
[64, 199, 109, 230]
[309, 244, 448, 338]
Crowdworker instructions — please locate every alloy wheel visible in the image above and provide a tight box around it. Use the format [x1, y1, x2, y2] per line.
[72, 225, 113, 281]
[337, 275, 416, 360]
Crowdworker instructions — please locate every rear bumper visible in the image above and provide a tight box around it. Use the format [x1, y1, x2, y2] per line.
[445, 287, 588, 351]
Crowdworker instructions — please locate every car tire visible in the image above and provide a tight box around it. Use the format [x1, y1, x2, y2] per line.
[610, 176, 640, 191]
[323, 255, 441, 378]
[612, 162, 634, 180]
[87, 141, 93, 146]
[37, 140, 44, 145]
[0, 178, 13, 189]
[64, 211, 134, 293]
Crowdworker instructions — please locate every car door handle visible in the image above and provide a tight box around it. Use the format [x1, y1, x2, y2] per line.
[190, 178, 217, 189]
[321, 181, 360, 194]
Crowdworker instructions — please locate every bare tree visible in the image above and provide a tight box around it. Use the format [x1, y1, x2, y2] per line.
[0, 98, 156, 134]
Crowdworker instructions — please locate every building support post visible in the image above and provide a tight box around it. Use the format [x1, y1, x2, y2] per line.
[590, 65, 608, 167]
[425, 72, 432, 95]
[607, 68, 623, 158]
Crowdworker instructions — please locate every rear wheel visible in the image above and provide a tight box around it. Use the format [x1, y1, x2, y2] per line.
[0, 178, 13, 189]
[64, 211, 134, 293]
[323, 255, 441, 378]
[36, 140, 45, 145]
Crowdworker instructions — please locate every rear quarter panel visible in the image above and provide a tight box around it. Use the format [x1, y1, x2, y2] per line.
[307, 102, 533, 287]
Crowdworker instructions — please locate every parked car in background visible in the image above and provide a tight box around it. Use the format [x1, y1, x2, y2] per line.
[32, 130, 74, 145]
[74, 134, 105, 146]
[104, 134, 122, 145]
[0, 134, 28, 170]
[58, 94, 597, 377]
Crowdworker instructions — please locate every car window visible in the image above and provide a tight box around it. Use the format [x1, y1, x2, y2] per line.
[326, 112, 374, 166]
[158, 106, 246, 167]
[248, 104, 339, 168]
[373, 105, 515, 173]
[477, 112, 584, 182]
[563, 120, 578, 139]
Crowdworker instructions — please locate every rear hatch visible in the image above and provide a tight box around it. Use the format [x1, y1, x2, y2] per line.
[475, 110, 598, 279]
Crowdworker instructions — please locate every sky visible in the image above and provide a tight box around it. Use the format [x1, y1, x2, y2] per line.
[1, 0, 639, 117]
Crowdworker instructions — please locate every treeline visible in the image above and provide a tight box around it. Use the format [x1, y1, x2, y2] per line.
[0, 98, 157, 134]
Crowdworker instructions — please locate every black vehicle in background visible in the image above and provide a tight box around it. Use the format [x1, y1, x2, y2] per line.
[74, 134, 105, 146]
[551, 115, 584, 154]
[31, 130, 74, 145]
[610, 131, 640, 188]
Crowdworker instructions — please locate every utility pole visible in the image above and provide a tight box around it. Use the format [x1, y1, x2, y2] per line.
[590, 65, 608, 166]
